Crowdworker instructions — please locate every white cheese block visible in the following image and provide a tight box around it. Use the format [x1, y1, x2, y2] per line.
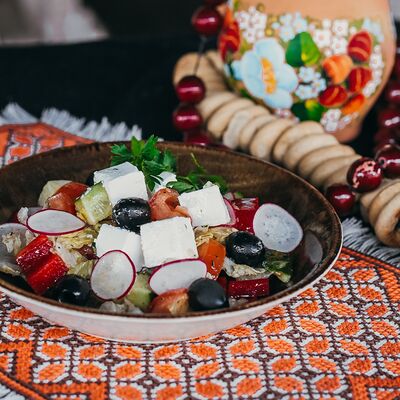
[140, 217, 198, 267]
[153, 171, 177, 193]
[103, 171, 148, 206]
[178, 185, 230, 227]
[96, 224, 144, 271]
[93, 162, 138, 184]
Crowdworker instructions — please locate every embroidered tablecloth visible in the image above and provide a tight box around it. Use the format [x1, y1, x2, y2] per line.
[0, 123, 399, 400]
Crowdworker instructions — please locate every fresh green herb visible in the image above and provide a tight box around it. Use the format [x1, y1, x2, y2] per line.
[167, 154, 228, 194]
[110, 135, 176, 190]
[261, 252, 293, 283]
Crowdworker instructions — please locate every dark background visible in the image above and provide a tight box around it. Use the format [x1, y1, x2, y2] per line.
[0, 0, 390, 152]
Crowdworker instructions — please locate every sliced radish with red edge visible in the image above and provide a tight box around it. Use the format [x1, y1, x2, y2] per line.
[27, 209, 85, 236]
[90, 250, 136, 300]
[253, 203, 303, 253]
[217, 198, 236, 227]
[149, 258, 207, 295]
[17, 207, 42, 226]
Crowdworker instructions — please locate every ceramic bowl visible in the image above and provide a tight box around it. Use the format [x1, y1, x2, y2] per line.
[0, 142, 342, 343]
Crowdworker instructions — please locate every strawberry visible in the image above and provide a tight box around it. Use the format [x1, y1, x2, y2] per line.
[16, 235, 52, 274]
[26, 253, 68, 295]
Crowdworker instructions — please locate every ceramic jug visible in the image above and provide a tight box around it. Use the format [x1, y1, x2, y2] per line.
[219, 0, 396, 141]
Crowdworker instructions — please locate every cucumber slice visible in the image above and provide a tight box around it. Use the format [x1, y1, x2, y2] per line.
[126, 273, 153, 311]
[75, 183, 112, 225]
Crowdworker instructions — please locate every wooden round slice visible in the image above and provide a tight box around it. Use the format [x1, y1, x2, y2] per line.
[222, 106, 267, 149]
[360, 179, 398, 222]
[272, 121, 324, 163]
[374, 192, 400, 247]
[309, 155, 360, 188]
[207, 98, 255, 139]
[239, 114, 275, 151]
[249, 119, 296, 161]
[297, 145, 355, 178]
[173, 53, 220, 84]
[283, 133, 338, 171]
[322, 164, 355, 190]
[197, 92, 238, 122]
[368, 181, 400, 226]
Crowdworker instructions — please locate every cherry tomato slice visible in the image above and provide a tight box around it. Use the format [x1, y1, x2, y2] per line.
[48, 182, 88, 214]
[149, 188, 190, 221]
[149, 288, 189, 315]
[198, 239, 226, 279]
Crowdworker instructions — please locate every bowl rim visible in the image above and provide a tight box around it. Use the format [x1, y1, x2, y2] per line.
[0, 141, 343, 320]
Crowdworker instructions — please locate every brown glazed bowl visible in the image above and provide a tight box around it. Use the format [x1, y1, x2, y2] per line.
[0, 142, 342, 343]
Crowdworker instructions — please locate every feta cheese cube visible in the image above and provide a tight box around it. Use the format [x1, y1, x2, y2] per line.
[104, 171, 148, 205]
[93, 162, 138, 184]
[96, 224, 144, 271]
[178, 185, 230, 227]
[140, 217, 198, 267]
[153, 171, 177, 193]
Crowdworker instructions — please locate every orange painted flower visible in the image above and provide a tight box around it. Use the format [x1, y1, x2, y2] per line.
[218, 8, 240, 61]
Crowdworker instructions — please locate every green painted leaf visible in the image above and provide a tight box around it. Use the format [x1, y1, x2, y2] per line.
[286, 32, 321, 67]
[291, 99, 325, 122]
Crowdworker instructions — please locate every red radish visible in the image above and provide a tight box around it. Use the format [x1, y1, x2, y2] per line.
[27, 209, 85, 236]
[228, 278, 269, 298]
[149, 259, 207, 295]
[91, 250, 136, 300]
[253, 203, 303, 253]
[223, 198, 236, 226]
[231, 198, 259, 232]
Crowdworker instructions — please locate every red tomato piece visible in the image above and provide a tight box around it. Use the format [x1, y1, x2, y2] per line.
[149, 188, 190, 221]
[48, 182, 88, 214]
[149, 288, 189, 315]
[198, 239, 226, 279]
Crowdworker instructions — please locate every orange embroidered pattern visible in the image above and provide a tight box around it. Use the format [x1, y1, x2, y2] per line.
[0, 125, 399, 399]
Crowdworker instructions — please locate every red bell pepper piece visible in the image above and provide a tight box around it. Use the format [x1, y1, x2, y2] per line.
[228, 278, 269, 298]
[231, 198, 259, 233]
[26, 253, 68, 295]
[16, 235, 53, 274]
[217, 276, 228, 292]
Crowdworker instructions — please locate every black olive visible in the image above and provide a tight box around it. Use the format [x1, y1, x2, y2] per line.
[189, 278, 227, 311]
[112, 198, 151, 232]
[225, 231, 265, 267]
[52, 275, 90, 306]
[85, 171, 95, 186]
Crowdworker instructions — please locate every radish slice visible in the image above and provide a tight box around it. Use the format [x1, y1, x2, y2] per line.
[222, 198, 236, 226]
[17, 207, 42, 226]
[27, 209, 85, 236]
[91, 250, 136, 300]
[149, 258, 207, 295]
[0, 223, 30, 275]
[253, 203, 303, 253]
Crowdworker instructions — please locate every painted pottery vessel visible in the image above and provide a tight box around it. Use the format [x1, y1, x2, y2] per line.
[219, 0, 396, 141]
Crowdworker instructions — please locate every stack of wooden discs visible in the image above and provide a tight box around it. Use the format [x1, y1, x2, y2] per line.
[173, 51, 400, 247]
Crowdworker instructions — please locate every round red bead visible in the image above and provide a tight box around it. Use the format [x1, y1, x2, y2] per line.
[192, 6, 223, 37]
[375, 144, 400, 178]
[172, 104, 203, 132]
[176, 75, 206, 104]
[183, 130, 213, 146]
[378, 108, 400, 129]
[325, 184, 355, 217]
[347, 157, 383, 193]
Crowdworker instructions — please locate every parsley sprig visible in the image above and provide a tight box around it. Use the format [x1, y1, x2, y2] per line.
[110, 135, 228, 193]
[167, 154, 228, 194]
[111, 135, 176, 190]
